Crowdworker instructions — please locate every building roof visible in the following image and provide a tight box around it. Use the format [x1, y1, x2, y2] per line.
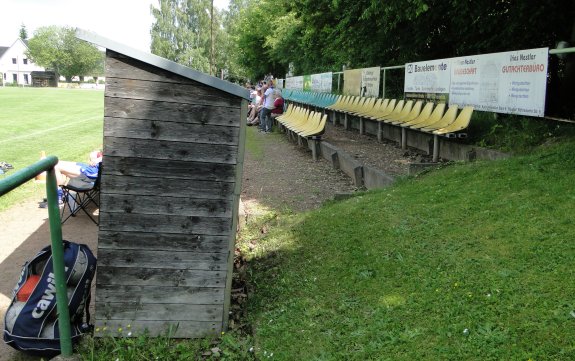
[76, 29, 250, 101]
[0, 46, 9, 59]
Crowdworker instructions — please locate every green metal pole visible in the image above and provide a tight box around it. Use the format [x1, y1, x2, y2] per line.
[0, 157, 57, 196]
[0, 156, 73, 356]
[45, 167, 73, 357]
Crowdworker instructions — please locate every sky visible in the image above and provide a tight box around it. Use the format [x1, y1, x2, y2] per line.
[1, 0, 229, 52]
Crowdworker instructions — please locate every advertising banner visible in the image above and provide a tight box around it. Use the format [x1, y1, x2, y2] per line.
[285, 76, 303, 90]
[343, 69, 362, 95]
[320, 72, 333, 93]
[311, 74, 322, 92]
[361, 67, 380, 97]
[303, 75, 312, 91]
[449, 48, 548, 117]
[404, 59, 450, 94]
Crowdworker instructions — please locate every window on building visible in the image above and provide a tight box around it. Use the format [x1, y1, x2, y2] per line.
[24, 74, 29, 84]
[12, 58, 17, 64]
[13, 74, 17, 83]
[23, 58, 28, 65]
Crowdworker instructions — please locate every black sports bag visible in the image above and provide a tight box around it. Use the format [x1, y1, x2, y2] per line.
[3, 241, 97, 356]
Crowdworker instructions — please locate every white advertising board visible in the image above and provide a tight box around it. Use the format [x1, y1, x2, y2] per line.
[361, 67, 380, 97]
[285, 76, 304, 90]
[404, 59, 450, 93]
[292, 76, 304, 91]
[320, 72, 333, 93]
[449, 48, 548, 117]
[311, 74, 322, 92]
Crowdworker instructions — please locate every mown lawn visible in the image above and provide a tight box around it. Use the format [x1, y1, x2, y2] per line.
[0, 87, 103, 211]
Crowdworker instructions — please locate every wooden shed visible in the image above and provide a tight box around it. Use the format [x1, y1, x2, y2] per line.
[76, 30, 250, 338]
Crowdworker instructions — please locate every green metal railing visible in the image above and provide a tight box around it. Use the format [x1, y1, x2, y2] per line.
[0, 156, 73, 357]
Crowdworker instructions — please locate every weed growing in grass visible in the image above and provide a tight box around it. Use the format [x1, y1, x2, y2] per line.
[77, 326, 256, 360]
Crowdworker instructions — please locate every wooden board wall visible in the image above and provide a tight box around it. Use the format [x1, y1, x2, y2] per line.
[95, 50, 243, 338]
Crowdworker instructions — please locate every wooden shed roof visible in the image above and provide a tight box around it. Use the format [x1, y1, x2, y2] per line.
[76, 28, 250, 101]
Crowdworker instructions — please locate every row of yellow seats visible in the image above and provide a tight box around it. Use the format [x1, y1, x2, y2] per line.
[326, 95, 379, 115]
[330, 96, 473, 136]
[276, 104, 328, 137]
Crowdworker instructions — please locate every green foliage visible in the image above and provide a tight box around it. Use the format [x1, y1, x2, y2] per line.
[26, 26, 103, 81]
[467, 112, 575, 153]
[231, 0, 574, 79]
[0, 87, 103, 211]
[237, 139, 575, 360]
[151, 0, 227, 74]
[19, 23, 28, 40]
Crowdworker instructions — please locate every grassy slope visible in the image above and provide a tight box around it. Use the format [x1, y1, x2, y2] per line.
[0, 87, 103, 211]
[242, 139, 575, 360]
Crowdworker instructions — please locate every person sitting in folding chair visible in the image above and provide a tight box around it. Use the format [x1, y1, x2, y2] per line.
[55, 150, 102, 225]
[54, 150, 102, 186]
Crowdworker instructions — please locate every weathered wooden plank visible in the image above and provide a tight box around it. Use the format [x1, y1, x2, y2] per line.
[96, 285, 225, 304]
[104, 136, 237, 164]
[99, 213, 232, 234]
[96, 303, 221, 322]
[93, 319, 221, 338]
[96, 266, 226, 287]
[101, 175, 234, 199]
[101, 193, 233, 217]
[104, 116, 239, 144]
[98, 231, 228, 253]
[104, 97, 240, 126]
[105, 77, 237, 107]
[97, 249, 227, 270]
[103, 156, 237, 182]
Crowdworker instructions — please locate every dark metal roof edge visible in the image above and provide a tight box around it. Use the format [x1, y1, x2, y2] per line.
[76, 28, 250, 101]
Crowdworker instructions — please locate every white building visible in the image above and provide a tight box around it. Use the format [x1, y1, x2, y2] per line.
[0, 38, 44, 86]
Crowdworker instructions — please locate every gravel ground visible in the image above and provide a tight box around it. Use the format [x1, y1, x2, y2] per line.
[240, 121, 430, 212]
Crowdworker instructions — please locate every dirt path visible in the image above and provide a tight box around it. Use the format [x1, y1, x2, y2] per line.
[0, 201, 98, 361]
[0, 123, 411, 360]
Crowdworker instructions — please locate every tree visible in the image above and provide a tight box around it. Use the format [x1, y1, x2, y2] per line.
[19, 24, 28, 40]
[231, 0, 574, 80]
[150, 0, 215, 73]
[26, 26, 103, 82]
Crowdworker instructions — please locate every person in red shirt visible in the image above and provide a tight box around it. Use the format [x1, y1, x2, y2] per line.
[270, 89, 285, 127]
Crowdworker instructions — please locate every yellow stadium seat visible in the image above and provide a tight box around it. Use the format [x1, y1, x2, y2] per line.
[433, 106, 474, 135]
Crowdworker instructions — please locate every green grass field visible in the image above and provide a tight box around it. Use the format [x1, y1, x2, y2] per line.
[0, 87, 104, 211]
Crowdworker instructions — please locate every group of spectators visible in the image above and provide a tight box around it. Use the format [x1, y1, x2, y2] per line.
[245, 76, 284, 133]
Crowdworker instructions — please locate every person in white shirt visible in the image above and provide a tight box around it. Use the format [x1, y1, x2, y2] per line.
[259, 81, 275, 133]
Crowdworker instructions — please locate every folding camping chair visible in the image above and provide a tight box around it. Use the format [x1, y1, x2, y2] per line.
[60, 163, 101, 225]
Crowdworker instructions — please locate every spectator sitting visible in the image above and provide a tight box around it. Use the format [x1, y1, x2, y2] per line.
[270, 89, 284, 123]
[247, 87, 263, 125]
[54, 150, 102, 187]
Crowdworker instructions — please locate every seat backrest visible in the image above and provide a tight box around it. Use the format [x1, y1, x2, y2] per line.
[435, 106, 474, 134]
[402, 101, 434, 127]
[424, 104, 458, 130]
